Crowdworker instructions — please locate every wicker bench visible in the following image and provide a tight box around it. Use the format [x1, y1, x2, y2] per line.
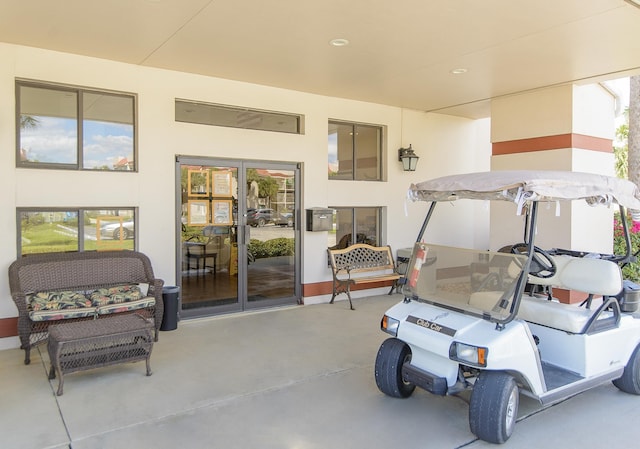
[47, 313, 154, 396]
[9, 251, 164, 365]
[327, 243, 401, 310]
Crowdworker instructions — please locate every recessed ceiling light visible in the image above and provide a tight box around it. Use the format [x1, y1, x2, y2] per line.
[450, 68, 468, 75]
[330, 38, 350, 47]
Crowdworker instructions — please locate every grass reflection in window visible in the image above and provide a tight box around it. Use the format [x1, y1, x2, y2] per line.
[18, 209, 135, 256]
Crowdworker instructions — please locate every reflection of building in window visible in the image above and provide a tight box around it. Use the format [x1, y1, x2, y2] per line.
[114, 157, 134, 171]
[17, 80, 136, 171]
[247, 169, 295, 215]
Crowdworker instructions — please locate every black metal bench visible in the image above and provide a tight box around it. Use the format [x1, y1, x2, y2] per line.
[327, 244, 401, 310]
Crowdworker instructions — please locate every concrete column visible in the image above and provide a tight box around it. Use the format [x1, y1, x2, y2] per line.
[490, 84, 617, 303]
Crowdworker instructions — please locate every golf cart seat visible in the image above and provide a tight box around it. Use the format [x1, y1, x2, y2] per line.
[519, 256, 623, 333]
[470, 255, 623, 333]
[524, 255, 622, 297]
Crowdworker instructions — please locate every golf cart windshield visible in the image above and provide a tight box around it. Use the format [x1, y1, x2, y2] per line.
[404, 243, 528, 321]
[404, 170, 640, 324]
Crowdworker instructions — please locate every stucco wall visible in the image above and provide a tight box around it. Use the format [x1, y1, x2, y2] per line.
[0, 43, 491, 349]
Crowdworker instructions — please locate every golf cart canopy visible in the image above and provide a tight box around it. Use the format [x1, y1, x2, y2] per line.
[409, 170, 640, 210]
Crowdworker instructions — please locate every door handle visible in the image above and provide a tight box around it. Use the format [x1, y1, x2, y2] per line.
[238, 225, 250, 246]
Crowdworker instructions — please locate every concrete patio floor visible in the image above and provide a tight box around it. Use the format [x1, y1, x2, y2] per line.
[2, 293, 640, 449]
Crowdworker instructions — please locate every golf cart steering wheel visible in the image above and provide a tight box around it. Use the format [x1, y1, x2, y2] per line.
[510, 243, 557, 279]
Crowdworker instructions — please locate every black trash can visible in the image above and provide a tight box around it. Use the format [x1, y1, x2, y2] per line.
[160, 286, 180, 331]
[620, 280, 640, 313]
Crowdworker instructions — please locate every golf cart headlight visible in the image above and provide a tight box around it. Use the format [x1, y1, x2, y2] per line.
[449, 342, 488, 367]
[381, 315, 400, 336]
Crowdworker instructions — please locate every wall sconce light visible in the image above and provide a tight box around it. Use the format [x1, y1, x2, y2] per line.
[398, 144, 419, 171]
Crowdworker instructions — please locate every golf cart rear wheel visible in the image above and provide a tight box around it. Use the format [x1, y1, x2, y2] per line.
[613, 344, 640, 395]
[375, 338, 415, 398]
[469, 371, 519, 444]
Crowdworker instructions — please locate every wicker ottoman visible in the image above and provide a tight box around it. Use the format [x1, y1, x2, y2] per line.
[47, 314, 154, 396]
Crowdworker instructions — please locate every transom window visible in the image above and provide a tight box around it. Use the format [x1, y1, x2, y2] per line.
[328, 120, 383, 181]
[16, 80, 137, 171]
[176, 99, 304, 134]
[17, 208, 136, 256]
[328, 207, 383, 249]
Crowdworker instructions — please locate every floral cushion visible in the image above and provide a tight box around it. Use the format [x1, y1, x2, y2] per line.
[26, 290, 95, 322]
[96, 297, 156, 315]
[27, 291, 92, 311]
[29, 307, 98, 322]
[25, 285, 154, 322]
[89, 285, 143, 307]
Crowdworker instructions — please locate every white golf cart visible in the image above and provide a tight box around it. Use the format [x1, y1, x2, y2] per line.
[375, 170, 640, 444]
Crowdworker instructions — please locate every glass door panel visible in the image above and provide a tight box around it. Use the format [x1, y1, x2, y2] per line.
[245, 165, 297, 308]
[180, 163, 239, 314]
[177, 158, 299, 317]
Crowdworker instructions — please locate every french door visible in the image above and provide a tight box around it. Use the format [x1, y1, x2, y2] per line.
[176, 156, 301, 316]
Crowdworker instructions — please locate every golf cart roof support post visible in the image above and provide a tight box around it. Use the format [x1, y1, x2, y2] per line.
[525, 201, 539, 250]
[495, 201, 540, 329]
[523, 208, 531, 244]
[416, 202, 438, 243]
[619, 204, 633, 264]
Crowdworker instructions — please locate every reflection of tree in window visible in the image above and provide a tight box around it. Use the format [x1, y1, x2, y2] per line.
[190, 171, 208, 194]
[246, 169, 279, 205]
[17, 82, 135, 171]
[19, 115, 39, 161]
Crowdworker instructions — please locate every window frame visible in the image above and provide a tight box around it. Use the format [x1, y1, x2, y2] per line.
[328, 120, 385, 181]
[15, 79, 138, 172]
[329, 206, 385, 249]
[16, 207, 138, 256]
[175, 99, 305, 135]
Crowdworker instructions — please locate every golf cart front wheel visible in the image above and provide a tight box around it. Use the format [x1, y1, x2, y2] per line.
[613, 344, 640, 395]
[375, 338, 415, 398]
[469, 370, 519, 444]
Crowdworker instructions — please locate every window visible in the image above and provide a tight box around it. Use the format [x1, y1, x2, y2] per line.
[328, 207, 383, 249]
[17, 208, 136, 256]
[328, 121, 383, 181]
[16, 80, 136, 171]
[175, 99, 304, 134]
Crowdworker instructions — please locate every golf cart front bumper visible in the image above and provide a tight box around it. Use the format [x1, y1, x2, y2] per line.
[402, 362, 448, 395]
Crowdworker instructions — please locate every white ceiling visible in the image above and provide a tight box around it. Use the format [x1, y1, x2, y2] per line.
[1, 0, 640, 118]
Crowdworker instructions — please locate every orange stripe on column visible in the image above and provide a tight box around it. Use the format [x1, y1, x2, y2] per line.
[493, 133, 612, 155]
[571, 134, 612, 152]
